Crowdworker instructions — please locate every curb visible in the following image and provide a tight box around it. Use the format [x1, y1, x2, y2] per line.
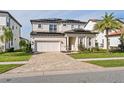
[1, 67, 124, 79]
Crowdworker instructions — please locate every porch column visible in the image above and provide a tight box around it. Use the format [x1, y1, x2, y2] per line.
[91, 37, 95, 47]
[75, 37, 79, 51]
[84, 36, 87, 48]
[66, 36, 69, 51]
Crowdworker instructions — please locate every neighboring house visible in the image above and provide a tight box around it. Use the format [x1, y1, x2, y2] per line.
[108, 30, 122, 48]
[30, 18, 97, 52]
[84, 19, 124, 49]
[0, 10, 22, 51]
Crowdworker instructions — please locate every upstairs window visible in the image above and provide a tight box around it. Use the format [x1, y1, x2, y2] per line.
[38, 24, 42, 28]
[12, 26, 14, 30]
[71, 25, 74, 29]
[78, 25, 80, 29]
[7, 18, 10, 27]
[49, 24, 57, 32]
[63, 24, 66, 26]
[7, 22, 10, 27]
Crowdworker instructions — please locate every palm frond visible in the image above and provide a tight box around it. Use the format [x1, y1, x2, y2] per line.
[0, 27, 13, 43]
[0, 35, 4, 42]
[94, 12, 123, 32]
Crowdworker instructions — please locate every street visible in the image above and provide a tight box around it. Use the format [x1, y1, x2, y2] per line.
[0, 69, 124, 83]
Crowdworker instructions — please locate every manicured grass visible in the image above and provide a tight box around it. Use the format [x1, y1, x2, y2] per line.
[87, 60, 124, 67]
[70, 52, 124, 59]
[0, 64, 23, 74]
[0, 52, 32, 62]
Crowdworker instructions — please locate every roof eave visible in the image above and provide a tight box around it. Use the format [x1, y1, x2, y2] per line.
[0, 10, 22, 27]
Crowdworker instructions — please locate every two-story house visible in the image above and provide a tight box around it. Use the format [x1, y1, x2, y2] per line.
[30, 18, 97, 52]
[84, 19, 124, 49]
[0, 11, 22, 51]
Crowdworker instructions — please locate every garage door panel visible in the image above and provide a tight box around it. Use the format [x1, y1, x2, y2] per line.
[36, 41, 60, 52]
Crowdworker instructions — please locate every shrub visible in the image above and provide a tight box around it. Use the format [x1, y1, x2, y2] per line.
[118, 44, 124, 52]
[78, 44, 85, 51]
[25, 43, 32, 53]
[6, 47, 14, 52]
[14, 49, 22, 52]
[118, 35, 124, 52]
[19, 40, 27, 49]
[19, 40, 32, 53]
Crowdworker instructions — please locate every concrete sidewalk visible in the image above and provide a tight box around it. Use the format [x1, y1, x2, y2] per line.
[0, 61, 27, 65]
[1, 66, 124, 80]
[77, 57, 124, 61]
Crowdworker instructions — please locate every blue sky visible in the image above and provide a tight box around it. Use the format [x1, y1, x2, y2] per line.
[8, 10, 124, 39]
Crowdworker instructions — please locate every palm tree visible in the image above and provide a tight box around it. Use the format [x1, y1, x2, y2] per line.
[94, 13, 123, 53]
[0, 27, 13, 50]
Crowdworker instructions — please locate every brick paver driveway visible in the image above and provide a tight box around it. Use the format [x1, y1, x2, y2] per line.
[6, 52, 102, 74]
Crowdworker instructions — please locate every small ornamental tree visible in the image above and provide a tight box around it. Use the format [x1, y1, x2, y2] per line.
[19, 40, 27, 52]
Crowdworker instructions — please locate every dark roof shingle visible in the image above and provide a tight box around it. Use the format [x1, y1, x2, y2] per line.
[30, 18, 87, 24]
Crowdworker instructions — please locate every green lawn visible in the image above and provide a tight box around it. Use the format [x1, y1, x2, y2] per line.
[70, 52, 124, 59]
[87, 60, 124, 67]
[0, 52, 32, 62]
[0, 64, 23, 74]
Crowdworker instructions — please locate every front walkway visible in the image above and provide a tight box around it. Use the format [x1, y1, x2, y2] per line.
[5, 52, 102, 74]
[0, 61, 27, 65]
[77, 57, 124, 61]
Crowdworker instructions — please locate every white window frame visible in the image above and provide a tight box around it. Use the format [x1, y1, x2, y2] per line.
[38, 24, 43, 29]
[71, 25, 74, 29]
[49, 24, 57, 32]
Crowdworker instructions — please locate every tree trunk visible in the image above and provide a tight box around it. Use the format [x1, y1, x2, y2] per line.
[5, 42, 6, 52]
[106, 29, 109, 53]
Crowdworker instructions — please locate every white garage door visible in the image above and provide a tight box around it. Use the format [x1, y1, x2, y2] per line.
[36, 41, 60, 52]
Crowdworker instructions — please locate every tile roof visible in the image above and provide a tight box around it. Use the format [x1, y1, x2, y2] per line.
[108, 30, 122, 36]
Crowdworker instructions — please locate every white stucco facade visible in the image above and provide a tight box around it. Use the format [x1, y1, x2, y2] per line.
[32, 22, 85, 33]
[109, 36, 121, 47]
[30, 19, 97, 52]
[0, 11, 22, 51]
[84, 20, 123, 49]
[31, 36, 67, 52]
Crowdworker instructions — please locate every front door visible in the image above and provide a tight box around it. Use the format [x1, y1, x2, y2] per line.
[69, 37, 76, 51]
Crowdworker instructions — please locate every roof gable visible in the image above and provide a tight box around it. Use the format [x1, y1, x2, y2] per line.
[0, 10, 22, 27]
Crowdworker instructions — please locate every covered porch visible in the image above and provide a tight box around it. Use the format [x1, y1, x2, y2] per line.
[65, 29, 97, 51]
